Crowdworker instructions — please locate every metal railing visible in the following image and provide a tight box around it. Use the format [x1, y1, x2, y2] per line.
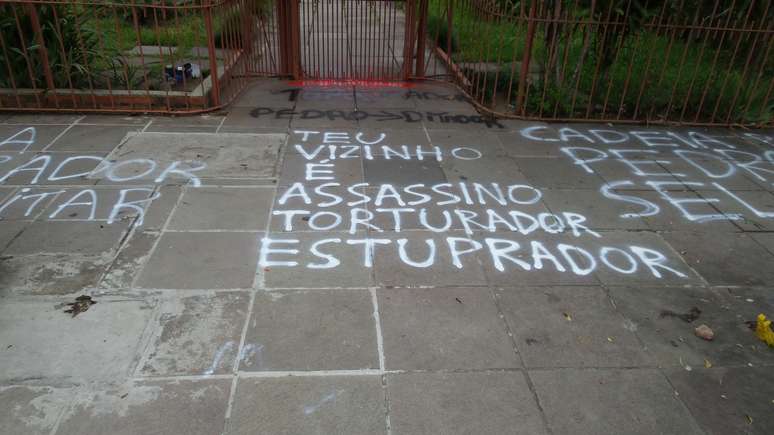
[418, 0, 774, 126]
[0, 0, 772, 126]
[0, 0, 282, 113]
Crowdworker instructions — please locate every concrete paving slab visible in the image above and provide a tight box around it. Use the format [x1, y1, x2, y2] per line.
[1, 114, 81, 125]
[137, 232, 260, 289]
[78, 115, 151, 126]
[497, 286, 652, 368]
[0, 220, 25, 250]
[635, 190, 740, 232]
[146, 115, 224, 133]
[661, 231, 774, 286]
[290, 108, 362, 129]
[56, 379, 231, 435]
[0, 125, 69, 152]
[0, 385, 73, 435]
[98, 230, 159, 290]
[0, 296, 153, 383]
[294, 86, 356, 110]
[242, 290, 377, 371]
[167, 186, 274, 230]
[666, 367, 774, 435]
[750, 231, 774, 255]
[140, 291, 249, 376]
[373, 231, 488, 288]
[707, 189, 774, 231]
[388, 371, 548, 435]
[228, 376, 384, 435]
[279, 153, 363, 187]
[40, 186, 157, 222]
[364, 159, 446, 187]
[496, 128, 569, 158]
[102, 132, 282, 182]
[4, 221, 130, 256]
[440, 155, 531, 184]
[0, 188, 71, 221]
[355, 87, 418, 110]
[426, 129, 507, 157]
[222, 106, 292, 131]
[260, 231, 374, 289]
[531, 368, 704, 435]
[378, 287, 519, 370]
[0, 152, 102, 186]
[540, 189, 650, 230]
[590, 230, 704, 286]
[270, 185, 360, 232]
[609, 286, 774, 368]
[46, 125, 138, 153]
[231, 80, 299, 108]
[479, 232, 602, 287]
[516, 156, 608, 189]
[0, 254, 111, 295]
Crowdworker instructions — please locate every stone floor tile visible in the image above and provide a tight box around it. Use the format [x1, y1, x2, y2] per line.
[373, 231, 488, 288]
[140, 291, 249, 376]
[531, 368, 704, 435]
[4, 221, 130, 256]
[98, 230, 159, 290]
[0, 296, 153, 383]
[78, 114, 151, 126]
[56, 379, 231, 435]
[388, 371, 547, 435]
[364, 159, 446, 187]
[290, 108, 362, 129]
[497, 286, 653, 368]
[750, 231, 774, 255]
[46, 125, 138, 153]
[102, 132, 282, 182]
[137, 232, 260, 289]
[228, 376, 384, 435]
[0, 254, 111, 296]
[0, 221, 25, 251]
[260, 231, 374, 289]
[425, 128, 507, 157]
[706, 189, 774, 231]
[479, 232, 603, 287]
[278, 153, 363, 187]
[661, 231, 774, 286]
[378, 287, 519, 370]
[515, 156, 607, 189]
[635, 190, 741, 232]
[540, 189, 650, 230]
[222, 106, 292, 131]
[0, 152, 102, 186]
[242, 290, 377, 371]
[0, 385, 73, 435]
[440, 155, 531, 184]
[609, 286, 774, 368]
[666, 367, 774, 435]
[167, 186, 274, 230]
[591, 230, 704, 286]
[496, 128, 568, 158]
[0, 125, 68, 152]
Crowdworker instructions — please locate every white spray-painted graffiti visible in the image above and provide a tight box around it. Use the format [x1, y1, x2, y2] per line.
[0, 127, 207, 225]
[518, 126, 773, 223]
[256, 129, 711, 280]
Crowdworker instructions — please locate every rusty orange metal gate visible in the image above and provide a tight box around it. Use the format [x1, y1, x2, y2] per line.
[277, 0, 422, 81]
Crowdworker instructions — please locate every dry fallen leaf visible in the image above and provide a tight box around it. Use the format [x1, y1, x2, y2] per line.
[563, 312, 572, 321]
[704, 359, 713, 368]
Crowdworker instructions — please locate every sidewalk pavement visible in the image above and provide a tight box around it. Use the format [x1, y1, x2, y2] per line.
[1, 79, 773, 435]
